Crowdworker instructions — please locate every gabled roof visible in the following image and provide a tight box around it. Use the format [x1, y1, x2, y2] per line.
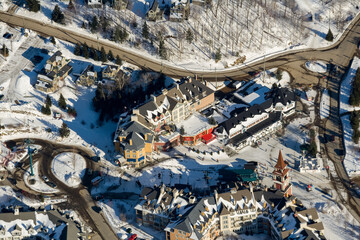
[275, 150, 287, 169]
[178, 78, 213, 103]
[118, 121, 153, 151]
[265, 86, 296, 106]
[48, 51, 62, 63]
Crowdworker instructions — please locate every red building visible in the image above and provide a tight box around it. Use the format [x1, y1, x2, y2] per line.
[272, 150, 292, 196]
[181, 126, 216, 146]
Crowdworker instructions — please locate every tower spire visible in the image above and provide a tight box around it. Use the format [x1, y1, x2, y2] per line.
[274, 150, 286, 169]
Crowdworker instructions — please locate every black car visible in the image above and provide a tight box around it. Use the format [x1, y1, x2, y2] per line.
[3, 32, 13, 39]
[46, 182, 57, 188]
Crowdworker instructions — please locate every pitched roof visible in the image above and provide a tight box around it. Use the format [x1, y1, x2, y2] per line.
[275, 150, 287, 169]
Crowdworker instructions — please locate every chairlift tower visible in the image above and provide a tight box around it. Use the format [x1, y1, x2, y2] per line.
[24, 138, 34, 176]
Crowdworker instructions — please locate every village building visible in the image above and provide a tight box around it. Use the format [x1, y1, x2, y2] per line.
[273, 151, 292, 196]
[169, 0, 190, 21]
[114, 77, 215, 165]
[114, 118, 154, 168]
[180, 113, 217, 146]
[0, 205, 88, 239]
[35, 51, 72, 93]
[100, 64, 127, 86]
[136, 152, 325, 240]
[214, 86, 296, 149]
[146, 0, 162, 21]
[86, 0, 102, 8]
[135, 185, 195, 231]
[76, 64, 98, 87]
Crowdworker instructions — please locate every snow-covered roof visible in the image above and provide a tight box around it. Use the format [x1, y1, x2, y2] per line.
[180, 112, 214, 137]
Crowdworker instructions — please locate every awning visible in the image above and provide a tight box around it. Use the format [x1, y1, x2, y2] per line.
[202, 133, 216, 143]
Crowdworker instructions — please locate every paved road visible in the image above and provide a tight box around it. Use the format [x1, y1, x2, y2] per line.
[0, 11, 359, 82]
[7, 138, 119, 240]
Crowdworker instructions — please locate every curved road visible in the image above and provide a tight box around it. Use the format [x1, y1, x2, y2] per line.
[0, 11, 359, 82]
[7, 138, 118, 240]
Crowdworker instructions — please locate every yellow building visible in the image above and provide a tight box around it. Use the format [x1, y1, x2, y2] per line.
[114, 119, 153, 168]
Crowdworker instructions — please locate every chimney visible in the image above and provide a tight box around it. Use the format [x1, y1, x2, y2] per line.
[189, 195, 196, 204]
[14, 207, 19, 216]
[129, 139, 133, 145]
[131, 114, 138, 122]
[214, 190, 218, 200]
[188, 77, 192, 83]
[145, 134, 148, 141]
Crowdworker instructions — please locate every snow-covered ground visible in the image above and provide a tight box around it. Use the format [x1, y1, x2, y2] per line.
[24, 162, 59, 194]
[51, 152, 86, 188]
[340, 57, 360, 115]
[341, 115, 360, 176]
[4, 0, 359, 70]
[320, 88, 330, 119]
[305, 60, 328, 73]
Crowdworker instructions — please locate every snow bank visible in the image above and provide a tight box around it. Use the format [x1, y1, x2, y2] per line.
[305, 61, 327, 73]
[320, 89, 330, 119]
[24, 162, 59, 194]
[340, 57, 360, 115]
[341, 115, 360, 176]
[51, 152, 86, 188]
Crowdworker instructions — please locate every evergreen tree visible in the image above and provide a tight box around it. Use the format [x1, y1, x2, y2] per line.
[83, 43, 89, 59]
[108, 50, 114, 61]
[275, 69, 283, 80]
[90, 16, 99, 33]
[25, 0, 40, 12]
[100, 47, 107, 62]
[92, 84, 106, 112]
[74, 43, 81, 56]
[41, 105, 51, 115]
[159, 39, 167, 59]
[59, 122, 70, 138]
[58, 94, 67, 110]
[215, 48, 222, 62]
[93, 48, 99, 61]
[67, 0, 76, 12]
[45, 95, 52, 107]
[2, 44, 8, 57]
[325, 28, 334, 41]
[142, 21, 149, 39]
[180, 126, 185, 135]
[115, 55, 122, 65]
[186, 28, 194, 43]
[51, 5, 65, 24]
[208, 117, 216, 125]
[50, 36, 56, 45]
[81, 21, 86, 29]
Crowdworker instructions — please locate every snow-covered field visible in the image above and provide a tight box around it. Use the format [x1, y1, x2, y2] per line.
[320, 88, 330, 119]
[4, 0, 359, 70]
[51, 152, 86, 187]
[340, 57, 360, 114]
[305, 60, 328, 73]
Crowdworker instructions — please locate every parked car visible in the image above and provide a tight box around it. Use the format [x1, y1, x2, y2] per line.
[42, 176, 49, 182]
[3, 32, 13, 39]
[128, 234, 137, 240]
[46, 182, 57, 188]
